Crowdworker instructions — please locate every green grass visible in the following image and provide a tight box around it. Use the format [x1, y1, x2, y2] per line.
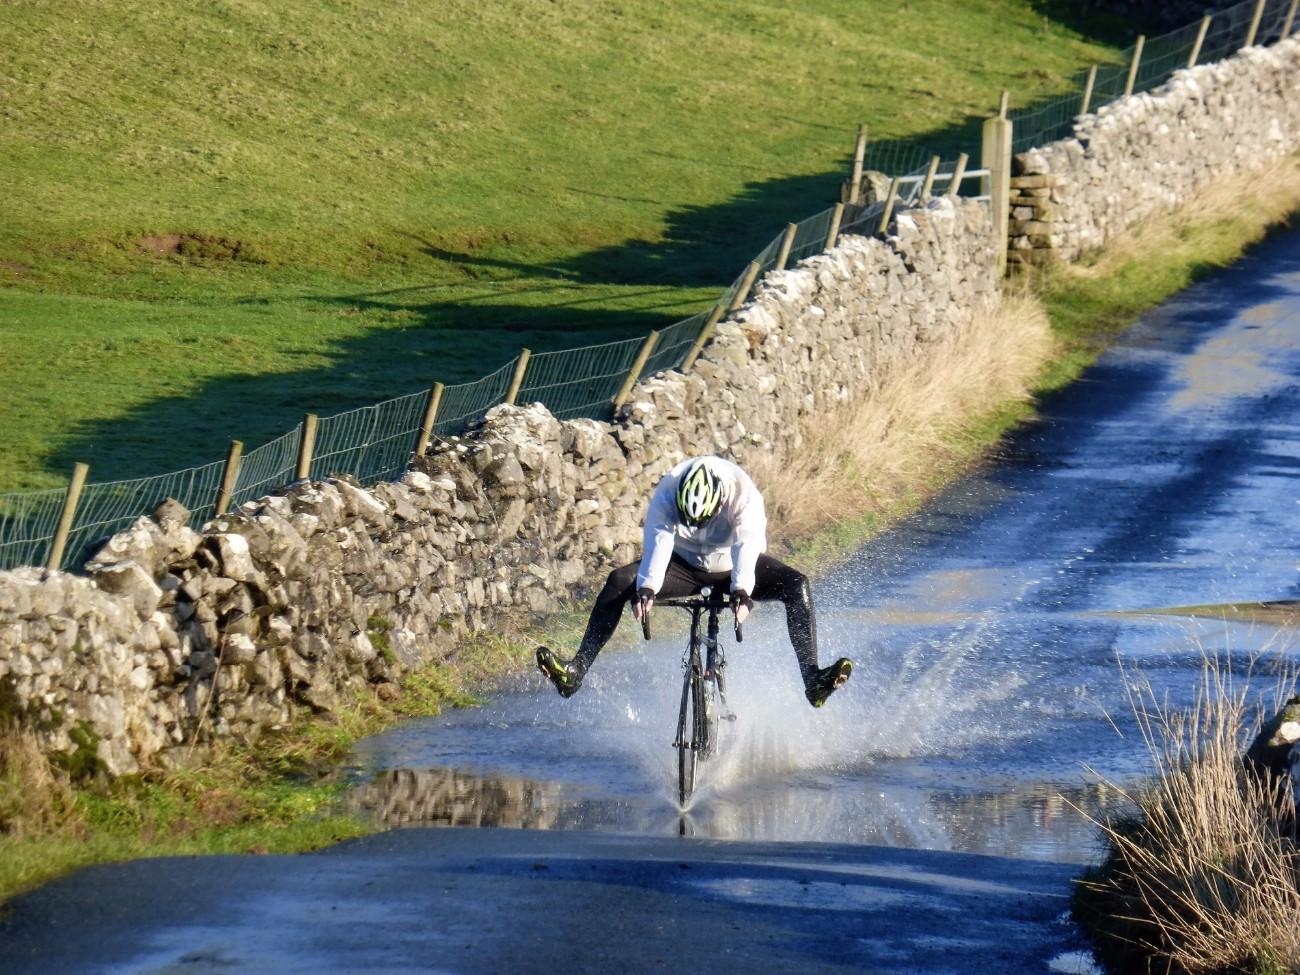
[0, 0, 1131, 489]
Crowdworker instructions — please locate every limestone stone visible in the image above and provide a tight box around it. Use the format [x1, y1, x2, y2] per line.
[89, 561, 163, 619]
[206, 534, 259, 583]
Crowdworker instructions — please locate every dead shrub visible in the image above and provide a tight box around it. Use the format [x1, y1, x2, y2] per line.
[0, 721, 79, 839]
[1077, 658, 1300, 974]
[751, 289, 1054, 544]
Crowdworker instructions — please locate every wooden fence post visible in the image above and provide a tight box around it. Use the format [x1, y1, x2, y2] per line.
[414, 382, 444, 458]
[824, 203, 845, 251]
[296, 413, 318, 481]
[945, 153, 969, 200]
[775, 222, 798, 271]
[1124, 35, 1145, 97]
[998, 90, 1010, 120]
[876, 178, 900, 235]
[1189, 15, 1212, 67]
[920, 155, 941, 201]
[612, 330, 661, 411]
[728, 261, 762, 312]
[1284, 0, 1300, 38]
[1245, 0, 1267, 47]
[981, 115, 1013, 276]
[46, 462, 89, 572]
[682, 304, 725, 373]
[214, 440, 244, 516]
[849, 125, 868, 204]
[504, 349, 531, 406]
[1080, 64, 1098, 115]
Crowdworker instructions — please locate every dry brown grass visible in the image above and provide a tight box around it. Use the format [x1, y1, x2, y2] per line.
[752, 290, 1054, 547]
[0, 721, 79, 840]
[1067, 155, 1300, 281]
[1078, 659, 1300, 975]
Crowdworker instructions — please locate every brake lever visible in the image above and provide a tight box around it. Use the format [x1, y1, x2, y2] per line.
[641, 599, 651, 641]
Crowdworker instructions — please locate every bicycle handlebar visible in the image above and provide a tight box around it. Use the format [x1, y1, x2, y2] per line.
[641, 589, 743, 643]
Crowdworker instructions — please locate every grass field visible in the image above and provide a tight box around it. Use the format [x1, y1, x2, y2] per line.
[0, 0, 1130, 489]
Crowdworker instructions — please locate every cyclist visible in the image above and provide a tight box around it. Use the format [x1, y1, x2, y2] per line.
[536, 455, 853, 707]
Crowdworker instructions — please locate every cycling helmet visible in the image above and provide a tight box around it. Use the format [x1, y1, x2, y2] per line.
[675, 458, 725, 526]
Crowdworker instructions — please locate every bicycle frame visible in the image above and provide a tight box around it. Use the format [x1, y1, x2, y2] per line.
[646, 586, 739, 805]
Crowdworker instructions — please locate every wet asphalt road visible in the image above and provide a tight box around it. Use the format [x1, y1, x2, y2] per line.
[2, 830, 1078, 975]
[4, 228, 1300, 974]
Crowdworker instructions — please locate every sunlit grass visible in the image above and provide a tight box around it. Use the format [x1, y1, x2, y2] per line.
[0, 0, 1127, 488]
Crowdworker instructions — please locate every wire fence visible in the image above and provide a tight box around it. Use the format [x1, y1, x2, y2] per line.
[517, 336, 647, 421]
[310, 389, 431, 484]
[4, 0, 1296, 573]
[1003, 0, 1297, 155]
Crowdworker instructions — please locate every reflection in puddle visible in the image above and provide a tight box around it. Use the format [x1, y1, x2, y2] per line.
[349, 768, 565, 829]
[348, 763, 1123, 864]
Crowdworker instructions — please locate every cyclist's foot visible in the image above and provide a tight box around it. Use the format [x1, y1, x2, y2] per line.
[805, 658, 853, 708]
[536, 646, 582, 698]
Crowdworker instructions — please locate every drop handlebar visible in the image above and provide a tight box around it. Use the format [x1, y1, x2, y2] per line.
[640, 587, 743, 643]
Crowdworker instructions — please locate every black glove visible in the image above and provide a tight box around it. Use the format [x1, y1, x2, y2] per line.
[633, 586, 655, 621]
[731, 588, 752, 631]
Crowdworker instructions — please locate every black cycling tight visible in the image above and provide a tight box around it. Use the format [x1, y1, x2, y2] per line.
[571, 552, 821, 684]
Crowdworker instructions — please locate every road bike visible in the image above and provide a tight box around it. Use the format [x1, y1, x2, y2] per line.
[642, 586, 741, 806]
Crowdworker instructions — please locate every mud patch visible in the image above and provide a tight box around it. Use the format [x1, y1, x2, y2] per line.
[1105, 600, 1300, 628]
[0, 260, 31, 275]
[137, 234, 185, 256]
[136, 233, 265, 264]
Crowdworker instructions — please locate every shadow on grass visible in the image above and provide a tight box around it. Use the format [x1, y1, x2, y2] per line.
[41, 5, 1172, 488]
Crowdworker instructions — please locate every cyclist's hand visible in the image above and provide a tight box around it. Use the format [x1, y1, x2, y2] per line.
[732, 589, 753, 625]
[632, 587, 655, 622]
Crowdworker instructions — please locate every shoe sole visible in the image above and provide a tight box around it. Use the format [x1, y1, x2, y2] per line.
[536, 647, 580, 697]
[809, 660, 852, 707]
[832, 659, 852, 687]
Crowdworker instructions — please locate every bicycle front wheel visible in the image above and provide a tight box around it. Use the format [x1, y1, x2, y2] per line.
[696, 670, 719, 761]
[676, 669, 697, 805]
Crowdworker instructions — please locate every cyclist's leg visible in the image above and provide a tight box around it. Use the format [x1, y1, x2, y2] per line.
[569, 555, 719, 675]
[749, 554, 851, 706]
[568, 560, 640, 676]
[749, 554, 821, 683]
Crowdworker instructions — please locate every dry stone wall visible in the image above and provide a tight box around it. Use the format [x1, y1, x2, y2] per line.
[0, 200, 998, 776]
[5, 36, 1297, 776]
[1009, 36, 1300, 264]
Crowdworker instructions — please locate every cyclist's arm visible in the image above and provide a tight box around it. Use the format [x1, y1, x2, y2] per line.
[728, 474, 767, 596]
[635, 479, 678, 593]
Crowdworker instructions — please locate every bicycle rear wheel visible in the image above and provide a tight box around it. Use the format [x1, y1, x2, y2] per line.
[676, 669, 697, 805]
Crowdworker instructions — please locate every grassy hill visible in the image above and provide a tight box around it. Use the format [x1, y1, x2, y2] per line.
[0, 0, 1128, 489]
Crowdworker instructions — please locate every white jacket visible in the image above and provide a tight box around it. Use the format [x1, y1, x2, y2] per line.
[635, 456, 767, 595]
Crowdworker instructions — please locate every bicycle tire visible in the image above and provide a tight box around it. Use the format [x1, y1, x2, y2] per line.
[676, 666, 696, 805]
[697, 672, 719, 761]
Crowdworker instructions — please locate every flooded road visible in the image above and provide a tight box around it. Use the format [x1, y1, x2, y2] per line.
[5, 231, 1300, 975]
[350, 229, 1300, 866]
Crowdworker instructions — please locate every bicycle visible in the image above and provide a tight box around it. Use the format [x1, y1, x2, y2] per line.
[641, 586, 742, 806]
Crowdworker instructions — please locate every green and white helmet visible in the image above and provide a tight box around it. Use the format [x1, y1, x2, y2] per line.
[675, 457, 725, 526]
